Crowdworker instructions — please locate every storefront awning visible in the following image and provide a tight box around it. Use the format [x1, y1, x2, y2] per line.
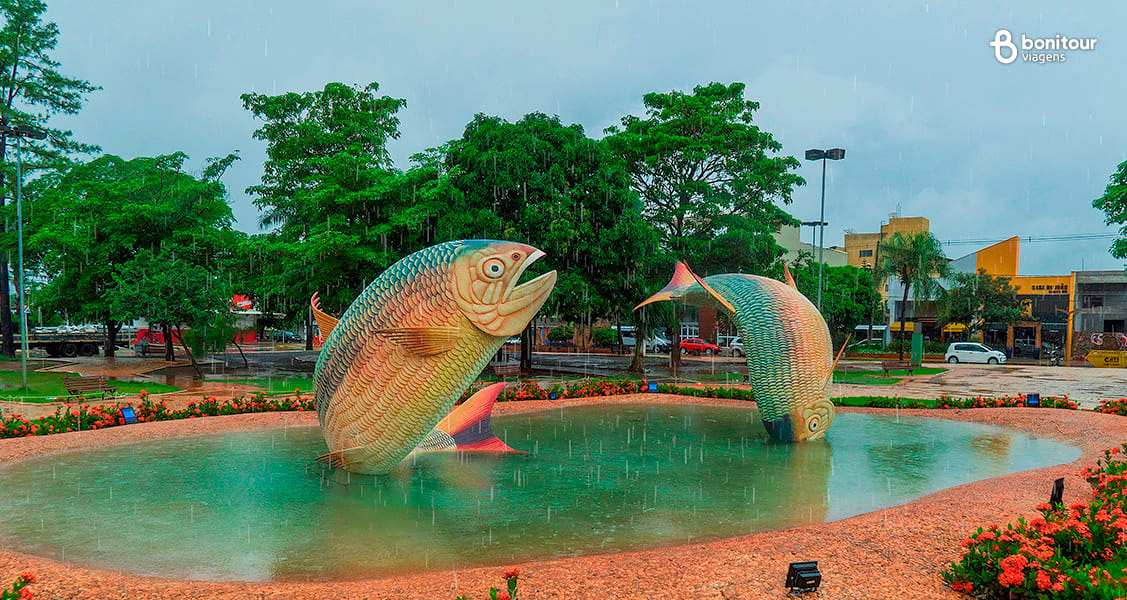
[889, 321, 914, 332]
[942, 323, 967, 333]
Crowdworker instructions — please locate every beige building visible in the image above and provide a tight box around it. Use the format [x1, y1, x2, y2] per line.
[773, 224, 848, 267]
[843, 216, 930, 269]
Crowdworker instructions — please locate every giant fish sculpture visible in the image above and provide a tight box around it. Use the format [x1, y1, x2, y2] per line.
[637, 262, 843, 442]
[310, 240, 557, 474]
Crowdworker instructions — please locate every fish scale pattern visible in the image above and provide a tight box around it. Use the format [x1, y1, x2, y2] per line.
[313, 241, 502, 474]
[688, 274, 833, 437]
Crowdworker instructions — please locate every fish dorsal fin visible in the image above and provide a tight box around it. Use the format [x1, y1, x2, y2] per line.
[310, 292, 340, 338]
[373, 325, 462, 356]
[635, 261, 735, 314]
[783, 264, 797, 289]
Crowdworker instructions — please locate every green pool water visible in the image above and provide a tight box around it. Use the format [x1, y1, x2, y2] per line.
[0, 405, 1078, 581]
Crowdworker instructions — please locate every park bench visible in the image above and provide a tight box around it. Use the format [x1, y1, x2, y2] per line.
[879, 360, 913, 375]
[491, 362, 522, 378]
[63, 375, 117, 400]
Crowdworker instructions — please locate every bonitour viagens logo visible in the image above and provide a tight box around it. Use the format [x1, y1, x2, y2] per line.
[990, 29, 1098, 64]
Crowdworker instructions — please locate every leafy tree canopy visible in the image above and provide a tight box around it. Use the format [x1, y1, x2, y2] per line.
[1094, 159, 1127, 261]
[937, 268, 1023, 336]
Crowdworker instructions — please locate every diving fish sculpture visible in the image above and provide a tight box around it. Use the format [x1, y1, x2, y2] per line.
[637, 262, 845, 442]
[310, 240, 557, 474]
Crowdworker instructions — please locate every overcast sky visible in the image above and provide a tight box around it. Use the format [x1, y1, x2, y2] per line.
[45, 1, 1126, 275]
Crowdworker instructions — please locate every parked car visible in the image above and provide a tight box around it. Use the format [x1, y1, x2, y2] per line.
[723, 336, 745, 358]
[680, 337, 721, 356]
[649, 336, 672, 353]
[272, 330, 303, 343]
[945, 342, 1007, 364]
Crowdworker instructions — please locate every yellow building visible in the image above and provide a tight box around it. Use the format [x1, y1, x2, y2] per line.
[843, 216, 930, 269]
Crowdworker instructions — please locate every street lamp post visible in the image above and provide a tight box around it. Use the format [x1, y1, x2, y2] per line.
[804, 148, 846, 311]
[0, 124, 48, 392]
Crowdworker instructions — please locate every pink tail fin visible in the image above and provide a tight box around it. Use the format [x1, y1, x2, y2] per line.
[437, 383, 525, 454]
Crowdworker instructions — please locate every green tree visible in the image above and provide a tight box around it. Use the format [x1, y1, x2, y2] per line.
[0, 0, 99, 356]
[27, 152, 237, 357]
[790, 252, 875, 346]
[108, 247, 229, 375]
[404, 112, 658, 368]
[241, 81, 407, 349]
[1094, 159, 1127, 261]
[875, 231, 949, 360]
[937, 268, 1022, 338]
[604, 82, 804, 367]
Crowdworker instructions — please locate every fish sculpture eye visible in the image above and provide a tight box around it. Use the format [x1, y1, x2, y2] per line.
[482, 258, 506, 279]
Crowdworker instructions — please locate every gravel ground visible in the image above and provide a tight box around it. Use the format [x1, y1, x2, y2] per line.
[1, 395, 1122, 599]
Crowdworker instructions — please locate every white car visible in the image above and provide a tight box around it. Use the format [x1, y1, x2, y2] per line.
[945, 342, 1007, 365]
[725, 336, 745, 358]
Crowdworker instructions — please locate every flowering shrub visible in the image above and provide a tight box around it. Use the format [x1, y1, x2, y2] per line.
[457, 378, 755, 404]
[1, 571, 35, 600]
[455, 567, 520, 600]
[944, 443, 1127, 598]
[1, 391, 313, 440]
[1097, 398, 1127, 416]
[838, 394, 1079, 410]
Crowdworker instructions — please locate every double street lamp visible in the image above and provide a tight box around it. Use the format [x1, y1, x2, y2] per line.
[0, 123, 48, 391]
[805, 148, 846, 311]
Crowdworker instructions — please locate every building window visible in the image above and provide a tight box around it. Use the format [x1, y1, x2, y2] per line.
[1107, 320, 1125, 333]
[1083, 295, 1104, 308]
[859, 249, 873, 258]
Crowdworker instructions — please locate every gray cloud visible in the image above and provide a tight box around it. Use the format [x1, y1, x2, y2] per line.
[45, 0, 1125, 275]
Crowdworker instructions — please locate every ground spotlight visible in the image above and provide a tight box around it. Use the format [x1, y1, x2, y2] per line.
[647, 382, 658, 392]
[786, 561, 821, 593]
[1050, 477, 1064, 508]
[548, 392, 558, 400]
[1026, 393, 1041, 407]
[120, 406, 138, 425]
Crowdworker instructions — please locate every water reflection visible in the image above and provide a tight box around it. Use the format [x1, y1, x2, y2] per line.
[0, 406, 1078, 582]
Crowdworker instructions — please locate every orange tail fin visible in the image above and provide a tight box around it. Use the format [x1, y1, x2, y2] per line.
[437, 383, 525, 454]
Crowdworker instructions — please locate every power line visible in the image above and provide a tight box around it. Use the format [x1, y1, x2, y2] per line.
[940, 233, 1117, 246]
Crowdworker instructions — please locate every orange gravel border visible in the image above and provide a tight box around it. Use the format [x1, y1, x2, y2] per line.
[1, 394, 1122, 599]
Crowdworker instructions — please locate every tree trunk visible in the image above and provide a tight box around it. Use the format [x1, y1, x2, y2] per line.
[231, 337, 249, 369]
[0, 133, 12, 358]
[670, 306, 683, 372]
[305, 305, 314, 351]
[176, 325, 204, 379]
[103, 319, 121, 358]
[898, 278, 911, 361]
[519, 321, 533, 372]
[628, 307, 646, 373]
[162, 322, 175, 362]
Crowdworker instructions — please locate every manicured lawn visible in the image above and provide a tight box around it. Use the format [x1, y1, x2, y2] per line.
[833, 367, 946, 385]
[834, 396, 939, 408]
[0, 370, 182, 401]
[209, 376, 314, 393]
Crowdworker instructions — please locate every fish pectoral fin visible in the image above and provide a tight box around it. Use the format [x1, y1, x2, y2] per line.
[314, 446, 365, 469]
[439, 383, 526, 454]
[372, 326, 462, 356]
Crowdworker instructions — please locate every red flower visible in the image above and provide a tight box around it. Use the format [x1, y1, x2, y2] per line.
[496, 593, 510, 600]
[19, 586, 32, 599]
[18, 570, 36, 584]
[503, 567, 520, 580]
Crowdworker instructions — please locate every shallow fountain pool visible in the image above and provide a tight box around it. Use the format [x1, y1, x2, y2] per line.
[0, 405, 1079, 581]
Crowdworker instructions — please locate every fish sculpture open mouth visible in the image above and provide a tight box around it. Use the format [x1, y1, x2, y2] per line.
[499, 250, 556, 317]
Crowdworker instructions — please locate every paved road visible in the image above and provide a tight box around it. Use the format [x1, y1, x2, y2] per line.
[833, 362, 1127, 409]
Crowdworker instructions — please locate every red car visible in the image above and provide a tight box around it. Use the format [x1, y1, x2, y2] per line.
[679, 338, 721, 356]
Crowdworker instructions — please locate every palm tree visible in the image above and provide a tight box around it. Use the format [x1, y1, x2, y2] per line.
[875, 232, 949, 360]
